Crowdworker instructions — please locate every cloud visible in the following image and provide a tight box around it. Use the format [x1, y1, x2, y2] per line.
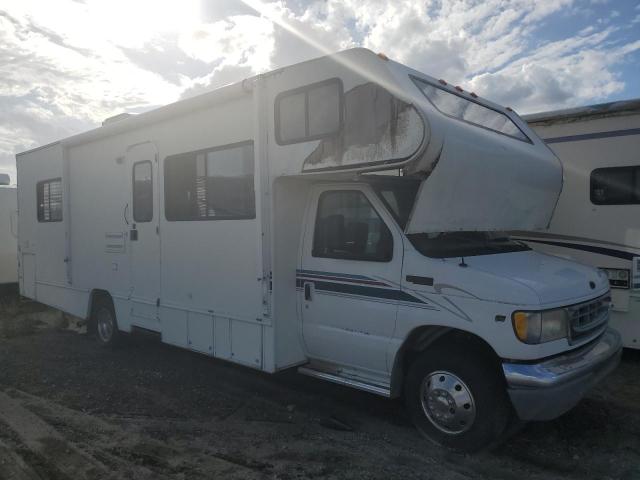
[1, 0, 639, 182]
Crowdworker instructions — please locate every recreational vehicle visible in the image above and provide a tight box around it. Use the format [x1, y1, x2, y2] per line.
[519, 100, 640, 349]
[0, 173, 18, 288]
[16, 49, 621, 451]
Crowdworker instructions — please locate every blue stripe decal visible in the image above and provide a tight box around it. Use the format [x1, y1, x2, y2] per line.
[524, 238, 635, 261]
[544, 127, 640, 144]
[297, 269, 373, 281]
[296, 277, 429, 305]
[310, 280, 427, 303]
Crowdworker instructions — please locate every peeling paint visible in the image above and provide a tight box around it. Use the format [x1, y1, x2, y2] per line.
[302, 83, 424, 172]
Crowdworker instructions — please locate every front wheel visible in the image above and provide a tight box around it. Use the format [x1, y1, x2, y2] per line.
[404, 344, 511, 452]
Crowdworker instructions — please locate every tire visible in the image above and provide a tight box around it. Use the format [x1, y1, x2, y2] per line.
[404, 343, 511, 452]
[90, 295, 120, 348]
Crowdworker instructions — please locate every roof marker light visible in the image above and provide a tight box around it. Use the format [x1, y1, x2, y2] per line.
[470, 92, 478, 98]
[455, 86, 464, 92]
[377, 52, 389, 61]
[438, 79, 447, 85]
[506, 107, 513, 112]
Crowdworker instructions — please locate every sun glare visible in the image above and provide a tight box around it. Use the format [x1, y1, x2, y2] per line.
[89, 0, 202, 46]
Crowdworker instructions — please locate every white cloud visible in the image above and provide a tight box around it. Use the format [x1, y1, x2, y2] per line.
[0, 0, 639, 180]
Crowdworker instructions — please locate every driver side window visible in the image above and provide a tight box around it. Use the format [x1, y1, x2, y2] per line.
[312, 190, 393, 262]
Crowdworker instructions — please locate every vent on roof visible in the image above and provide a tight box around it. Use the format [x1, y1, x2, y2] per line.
[102, 113, 133, 126]
[0, 173, 10, 186]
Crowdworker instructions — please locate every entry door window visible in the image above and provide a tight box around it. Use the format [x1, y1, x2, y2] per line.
[133, 161, 153, 222]
[313, 190, 393, 262]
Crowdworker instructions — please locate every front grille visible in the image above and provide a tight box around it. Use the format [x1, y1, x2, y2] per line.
[567, 294, 610, 344]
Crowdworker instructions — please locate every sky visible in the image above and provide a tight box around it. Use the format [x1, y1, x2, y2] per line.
[1, 0, 639, 182]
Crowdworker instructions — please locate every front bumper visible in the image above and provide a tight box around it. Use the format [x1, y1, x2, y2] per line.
[502, 328, 622, 421]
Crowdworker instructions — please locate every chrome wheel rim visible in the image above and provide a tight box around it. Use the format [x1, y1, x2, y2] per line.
[420, 371, 476, 434]
[96, 308, 114, 343]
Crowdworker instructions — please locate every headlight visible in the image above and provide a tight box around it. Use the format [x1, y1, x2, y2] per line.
[512, 308, 568, 344]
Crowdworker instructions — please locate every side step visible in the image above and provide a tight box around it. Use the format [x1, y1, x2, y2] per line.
[298, 366, 391, 397]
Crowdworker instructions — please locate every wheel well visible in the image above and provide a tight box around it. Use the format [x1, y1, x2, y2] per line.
[86, 289, 114, 320]
[390, 326, 502, 398]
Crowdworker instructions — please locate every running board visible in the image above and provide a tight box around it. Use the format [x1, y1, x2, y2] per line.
[298, 366, 391, 397]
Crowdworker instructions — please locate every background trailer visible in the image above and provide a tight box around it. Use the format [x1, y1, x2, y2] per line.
[519, 100, 640, 348]
[0, 174, 17, 288]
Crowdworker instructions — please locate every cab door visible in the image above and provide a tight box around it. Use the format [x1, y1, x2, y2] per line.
[299, 184, 404, 374]
[126, 143, 160, 330]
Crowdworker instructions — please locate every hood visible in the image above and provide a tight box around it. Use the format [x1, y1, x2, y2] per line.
[462, 250, 609, 305]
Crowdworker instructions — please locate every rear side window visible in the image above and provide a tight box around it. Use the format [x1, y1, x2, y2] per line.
[37, 178, 62, 222]
[275, 78, 343, 144]
[313, 190, 392, 262]
[164, 141, 255, 221]
[591, 166, 640, 205]
[412, 77, 530, 142]
[133, 161, 153, 222]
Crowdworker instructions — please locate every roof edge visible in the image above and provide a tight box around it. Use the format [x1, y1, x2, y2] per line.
[524, 98, 640, 124]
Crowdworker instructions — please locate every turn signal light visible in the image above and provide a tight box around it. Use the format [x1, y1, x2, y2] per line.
[513, 312, 529, 341]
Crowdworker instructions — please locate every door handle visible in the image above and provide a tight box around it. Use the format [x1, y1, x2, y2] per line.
[304, 282, 313, 301]
[123, 202, 130, 225]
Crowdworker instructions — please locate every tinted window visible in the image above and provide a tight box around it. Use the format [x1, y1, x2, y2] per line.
[278, 92, 306, 143]
[308, 82, 341, 137]
[373, 180, 420, 230]
[37, 178, 62, 222]
[591, 166, 640, 205]
[412, 77, 529, 142]
[165, 142, 255, 221]
[276, 79, 342, 144]
[133, 161, 153, 222]
[313, 190, 392, 262]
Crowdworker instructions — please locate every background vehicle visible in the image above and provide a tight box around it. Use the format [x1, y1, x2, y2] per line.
[0, 173, 18, 290]
[518, 100, 640, 348]
[16, 49, 621, 451]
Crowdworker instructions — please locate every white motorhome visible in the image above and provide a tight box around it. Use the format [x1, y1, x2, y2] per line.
[16, 49, 621, 451]
[0, 173, 18, 288]
[519, 100, 640, 349]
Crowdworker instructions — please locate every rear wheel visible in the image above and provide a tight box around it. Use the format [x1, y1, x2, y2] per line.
[90, 296, 120, 347]
[404, 344, 510, 452]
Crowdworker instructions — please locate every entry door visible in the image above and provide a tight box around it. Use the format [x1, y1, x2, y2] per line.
[127, 143, 160, 330]
[299, 185, 403, 374]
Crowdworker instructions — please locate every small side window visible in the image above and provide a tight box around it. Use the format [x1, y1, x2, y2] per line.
[412, 76, 530, 142]
[313, 190, 393, 262]
[37, 178, 63, 222]
[133, 161, 153, 222]
[276, 78, 343, 145]
[591, 166, 640, 205]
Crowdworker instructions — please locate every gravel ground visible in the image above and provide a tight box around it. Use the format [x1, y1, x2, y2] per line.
[0, 293, 639, 480]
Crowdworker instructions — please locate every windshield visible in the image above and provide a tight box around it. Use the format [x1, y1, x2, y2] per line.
[407, 231, 530, 258]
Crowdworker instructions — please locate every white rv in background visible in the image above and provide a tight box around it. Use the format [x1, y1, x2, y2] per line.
[519, 100, 640, 348]
[0, 173, 18, 288]
[16, 49, 621, 451]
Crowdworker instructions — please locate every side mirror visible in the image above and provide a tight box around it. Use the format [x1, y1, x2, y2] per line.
[0, 173, 10, 185]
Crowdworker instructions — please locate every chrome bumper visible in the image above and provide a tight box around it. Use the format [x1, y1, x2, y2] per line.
[502, 328, 622, 421]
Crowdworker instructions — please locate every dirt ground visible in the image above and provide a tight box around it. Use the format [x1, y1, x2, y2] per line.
[0, 294, 639, 480]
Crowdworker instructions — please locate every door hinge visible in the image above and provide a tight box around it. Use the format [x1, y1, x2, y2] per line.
[156, 225, 159, 235]
[156, 298, 160, 307]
